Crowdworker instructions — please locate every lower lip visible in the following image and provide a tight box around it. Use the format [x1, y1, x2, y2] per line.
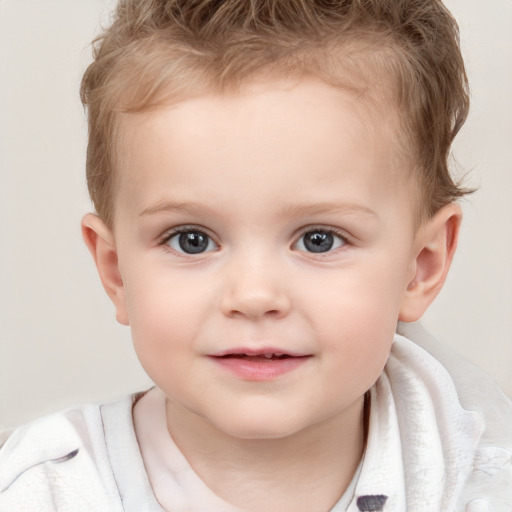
[209, 356, 310, 381]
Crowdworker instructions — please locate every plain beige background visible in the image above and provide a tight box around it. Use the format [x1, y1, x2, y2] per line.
[0, 0, 511, 429]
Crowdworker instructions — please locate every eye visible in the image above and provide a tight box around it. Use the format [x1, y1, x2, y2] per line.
[166, 229, 217, 255]
[295, 229, 346, 254]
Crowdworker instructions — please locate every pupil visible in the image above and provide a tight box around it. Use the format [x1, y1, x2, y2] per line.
[304, 231, 334, 253]
[179, 232, 208, 254]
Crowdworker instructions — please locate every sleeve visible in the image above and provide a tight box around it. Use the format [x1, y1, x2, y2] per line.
[0, 408, 123, 512]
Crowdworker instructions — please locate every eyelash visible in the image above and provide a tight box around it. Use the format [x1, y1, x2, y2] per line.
[157, 225, 351, 256]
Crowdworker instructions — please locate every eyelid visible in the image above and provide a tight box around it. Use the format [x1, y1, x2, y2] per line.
[295, 225, 351, 241]
[159, 224, 216, 242]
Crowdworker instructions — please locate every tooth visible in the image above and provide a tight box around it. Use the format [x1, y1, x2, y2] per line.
[264, 354, 273, 359]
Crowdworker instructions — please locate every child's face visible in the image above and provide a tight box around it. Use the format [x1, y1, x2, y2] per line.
[110, 78, 421, 439]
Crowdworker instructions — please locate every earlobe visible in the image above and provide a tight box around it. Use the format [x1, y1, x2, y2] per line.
[399, 203, 462, 323]
[81, 213, 129, 325]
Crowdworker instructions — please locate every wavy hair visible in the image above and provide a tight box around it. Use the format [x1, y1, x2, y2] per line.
[81, 0, 472, 226]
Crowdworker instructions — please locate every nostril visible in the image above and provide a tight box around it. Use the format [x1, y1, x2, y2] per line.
[226, 308, 284, 320]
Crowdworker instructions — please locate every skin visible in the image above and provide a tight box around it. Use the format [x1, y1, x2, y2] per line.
[83, 77, 461, 511]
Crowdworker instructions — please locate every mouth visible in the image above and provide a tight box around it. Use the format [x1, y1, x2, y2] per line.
[218, 353, 298, 362]
[209, 348, 311, 380]
[211, 347, 308, 359]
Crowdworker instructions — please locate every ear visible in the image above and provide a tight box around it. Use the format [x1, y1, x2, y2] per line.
[81, 213, 129, 325]
[399, 203, 462, 323]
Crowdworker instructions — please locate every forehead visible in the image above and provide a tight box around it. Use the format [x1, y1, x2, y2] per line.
[113, 77, 415, 226]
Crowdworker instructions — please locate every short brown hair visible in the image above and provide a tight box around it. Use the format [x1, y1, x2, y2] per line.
[81, 0, 472, 226]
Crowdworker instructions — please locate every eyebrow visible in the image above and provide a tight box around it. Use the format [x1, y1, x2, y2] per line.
[139, 200, 378, 219]
[139, 200, 208, 217]
[279, 202, 378, 219]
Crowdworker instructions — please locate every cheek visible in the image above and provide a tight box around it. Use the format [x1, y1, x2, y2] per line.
[125, 276, 207, 396]
[308, 257, 408, 327]
[318, 305, 396, 400]
[306, 260, 409, 382]
[122, 265, 211, 354]
[319, 298, 396, 367]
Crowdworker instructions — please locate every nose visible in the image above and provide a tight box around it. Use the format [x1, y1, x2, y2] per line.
[220, 255, 291, 320]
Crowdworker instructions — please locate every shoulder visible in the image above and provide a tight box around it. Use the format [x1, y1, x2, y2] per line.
[0, 395, 137, 512]
[395, 322, 512, 510]
[397, 321, 512, 445]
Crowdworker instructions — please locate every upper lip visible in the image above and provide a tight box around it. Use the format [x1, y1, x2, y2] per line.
[210, 347, 309, 358]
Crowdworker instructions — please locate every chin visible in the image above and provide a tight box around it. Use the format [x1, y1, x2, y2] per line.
[213, 413, 307, 441]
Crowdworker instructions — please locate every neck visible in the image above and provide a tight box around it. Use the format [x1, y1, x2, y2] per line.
[165, 397, 366, 512]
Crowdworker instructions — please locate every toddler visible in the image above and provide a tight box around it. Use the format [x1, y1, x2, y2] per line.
[1, 1, 511, 511]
